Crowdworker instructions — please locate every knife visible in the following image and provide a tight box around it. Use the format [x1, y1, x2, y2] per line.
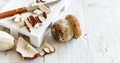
[0, 0, 60, 19]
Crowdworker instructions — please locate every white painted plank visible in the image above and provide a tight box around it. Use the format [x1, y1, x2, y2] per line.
[0, 0, 10, 9]
[0, 49, 44, 63]
[82, 0, 120, 63]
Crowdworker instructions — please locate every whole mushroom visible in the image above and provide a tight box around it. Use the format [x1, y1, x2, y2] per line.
[51, 14, 81, 42]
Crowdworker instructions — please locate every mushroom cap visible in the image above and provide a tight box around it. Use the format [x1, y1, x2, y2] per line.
[51, 19, 74, 42]
[66, 14, 82, 39]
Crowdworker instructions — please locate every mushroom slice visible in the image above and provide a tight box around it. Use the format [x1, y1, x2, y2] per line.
[42, 12, 47, 19]
[37, 16, 45, 23]
[16, 17, 25, 27]
[9, 14, 20, 20]
[39, 50, 45, 56]
[16, 37, 39, 60]
[24, 20, 34, 32]
[43, 42, 55, 53]
[33, 9, 43, 15]
[14, 15, 21, 23]
[38, 4, 51, 13]
[38, 42, 55, 56]
[43, 47, 50, 54]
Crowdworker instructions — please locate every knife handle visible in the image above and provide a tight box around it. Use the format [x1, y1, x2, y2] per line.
[0, 7, 27, 19]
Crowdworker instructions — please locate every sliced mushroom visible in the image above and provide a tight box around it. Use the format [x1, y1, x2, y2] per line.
[27, 15, 37, 27]
[35, 16, 43, 23]
[43, 47, 50, 54]
[9, 14, 22, 23]
[42, 12, 47, 19]
[43, 42, 55, 53]
[24, 20, 34, 32]
[33, 9, 43, 15]
[14, 15, 21, 23]
[39, 50, 45, 56]
[37, 16, 45, 22]
[38, 4, 51, 13]
[9, 14, 25, 27]
[16, 37, 39, 60]
[38, 42, 55, 56]
[16, 16, 25, 27]
[9, 14, 20, 20]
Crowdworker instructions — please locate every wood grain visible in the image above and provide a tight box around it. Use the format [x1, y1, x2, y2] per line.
[82, 0, 120, 63]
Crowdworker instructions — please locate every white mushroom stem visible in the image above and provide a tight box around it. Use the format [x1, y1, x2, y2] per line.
[0, 31, 14, 51]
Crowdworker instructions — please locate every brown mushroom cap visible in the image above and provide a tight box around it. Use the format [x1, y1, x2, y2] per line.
[66, 14, 81, 39]
[51, 19, 74, 42]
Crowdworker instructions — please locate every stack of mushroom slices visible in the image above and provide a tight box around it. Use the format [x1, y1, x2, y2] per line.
[16, 37, 55, 60]
[9, 0, 51, 32]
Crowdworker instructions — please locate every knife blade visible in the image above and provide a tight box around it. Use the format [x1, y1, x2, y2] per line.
[0, 0, 61, 19]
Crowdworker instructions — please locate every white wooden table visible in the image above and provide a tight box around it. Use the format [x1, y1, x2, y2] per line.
[0, 0, 120, 63]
